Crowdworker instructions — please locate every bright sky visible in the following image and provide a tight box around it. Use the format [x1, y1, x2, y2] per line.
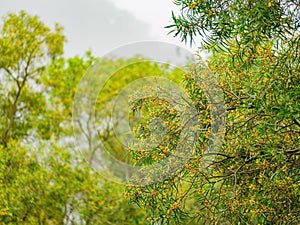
[108, 0, 179, 38]
[0, 0, 200, 59]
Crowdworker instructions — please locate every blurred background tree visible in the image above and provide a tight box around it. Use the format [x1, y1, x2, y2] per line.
[0, 11, 149, 225]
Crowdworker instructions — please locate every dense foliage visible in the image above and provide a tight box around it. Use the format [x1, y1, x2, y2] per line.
[1, 1, 299, 224]
[127, 0, 300, 224]
[0, 11, 151, 225]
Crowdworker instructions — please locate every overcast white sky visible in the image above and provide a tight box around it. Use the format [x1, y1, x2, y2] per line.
[0, 0, 200, 59]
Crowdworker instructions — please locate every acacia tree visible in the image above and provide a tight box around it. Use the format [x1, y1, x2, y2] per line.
[167, 0, 299, 66]
[127, 1, 300, 224]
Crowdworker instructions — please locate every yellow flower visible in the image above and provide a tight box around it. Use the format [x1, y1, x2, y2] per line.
[257, 47, 263, 54]
[268, 1, 275, 7]
[188, 1, 202, 9]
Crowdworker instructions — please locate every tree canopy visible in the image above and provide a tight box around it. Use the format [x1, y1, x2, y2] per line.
[0, 11, 151, 225]
[0, 3, 299, 225]
[127, 1, 300, 224]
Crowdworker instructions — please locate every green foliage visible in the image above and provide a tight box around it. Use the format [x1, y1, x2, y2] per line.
[127, 48, 300, 225]
[0, 10, 66, 146]
[126, 1, 300, 224]
[1, 5, 299, 225]
[0, 141, 146, 225]
[167, 0, 300, 66]
[0, 11, 148, 225]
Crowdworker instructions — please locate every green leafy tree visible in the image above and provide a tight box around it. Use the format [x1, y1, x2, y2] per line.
[127, 1, 300, 224]
[0, 11, 148, 225]
[0, 10, 65, 147]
